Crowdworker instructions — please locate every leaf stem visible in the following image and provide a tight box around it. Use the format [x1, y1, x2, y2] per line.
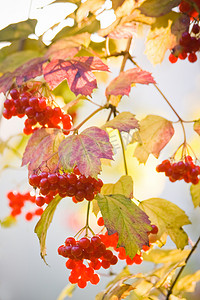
[166, 235, 200, 300]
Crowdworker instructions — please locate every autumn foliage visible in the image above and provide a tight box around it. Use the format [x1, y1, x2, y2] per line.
[1, 1, 200, 299]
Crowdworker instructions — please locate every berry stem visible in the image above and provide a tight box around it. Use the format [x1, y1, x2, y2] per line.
[166, 235, 200, 300]
[85, 201, 91, 236]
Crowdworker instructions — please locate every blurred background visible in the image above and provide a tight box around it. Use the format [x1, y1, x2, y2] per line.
[0, 1, 200, 299]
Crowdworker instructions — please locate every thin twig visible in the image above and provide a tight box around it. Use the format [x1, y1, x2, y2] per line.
[166, 235, 200, 299]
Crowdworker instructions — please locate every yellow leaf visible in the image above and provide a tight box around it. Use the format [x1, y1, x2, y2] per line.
[190, 180, 200, 208]
[174, 270, 200, 294]
[140, 198, 191, 249]
[57, 284, 76, 300]
[145, 12, 178, 64]
[101, 175, 133, 199]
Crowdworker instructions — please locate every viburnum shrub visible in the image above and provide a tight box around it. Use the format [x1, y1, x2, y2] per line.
[1, 1, 200, 299]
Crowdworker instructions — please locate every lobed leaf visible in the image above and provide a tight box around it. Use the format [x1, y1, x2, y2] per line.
[132, 115, 174, 163]
[190, 181, 200, 208]
[193, 119, 200, 135]
[22, 128, 65, 174]
[106, 68, 155, 97]
[101, 112, 139, 133]
[138, 0, 181, 17]
[101, 175, 133, 199]
[43, 56, 109, 96]
[58, 127, 113, 177]
[34, 196, 62, 262]
[96, 193, 152, 258]
[140, 198, 191, 249]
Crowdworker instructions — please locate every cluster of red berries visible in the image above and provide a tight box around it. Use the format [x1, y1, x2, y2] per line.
[29, 166, 103, 205]
[169, 0, 200, 63]
[58, 235, 118, 288]
[7, 191, 43, 221]
[156, 156, 200, 184]
[3, 85, 72, 135]
[97, 217, 158, 265]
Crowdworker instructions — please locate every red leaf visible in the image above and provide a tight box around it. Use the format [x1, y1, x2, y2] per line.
[106, 68, 156, 97]
[22, 128, 65, 174]
[108, 23, 137, 39]
[43, 56, 109, 96]
[58, 127, 113, 177]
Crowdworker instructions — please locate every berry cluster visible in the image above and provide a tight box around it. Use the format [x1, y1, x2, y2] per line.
[7, 191, 43, 220]
[3, 85, 72, 135]
[169, 0, 200, 63]
[97, 217, 158, 265]
[29, 166, 103, 205]
[58, 235, 118, 288]
[156, 156, 200, 184]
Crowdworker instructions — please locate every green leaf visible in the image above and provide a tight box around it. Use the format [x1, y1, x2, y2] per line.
[53, 16, 100, 41]
[102, 112, 139, 133]
[96, 194, 152, 258]
[138, 0, 181, 17]
[132, 115, 174, 163]
[0, 215, 17, 228]
[57, 284, 76, 300]
[101, 175, 133, 199]
[174, 270, 200, 293]
[58, 127, 113, 178]
[193, 119, 200, 135]
[0, 19, 37, 42]
[190, 181, 200, 208]
[34, 196, 62, 262]
[142, 249, 190, 264]
[140, 198, 191, 249]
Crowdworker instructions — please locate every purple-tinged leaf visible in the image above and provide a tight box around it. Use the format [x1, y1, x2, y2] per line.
[96, 193, 152, 258]
[58, 126, 113, 177]
[22, 128, 65, 174]
[15, 57, 48, 85]
[106, 68, 156, 97]
[0, 72, 15, 94]
[43, 56, 109, 96]
[102, 112, 139, 133]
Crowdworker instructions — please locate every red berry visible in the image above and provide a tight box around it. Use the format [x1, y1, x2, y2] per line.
[169, 53, 178, 63]
[188, 52, 197, 63]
